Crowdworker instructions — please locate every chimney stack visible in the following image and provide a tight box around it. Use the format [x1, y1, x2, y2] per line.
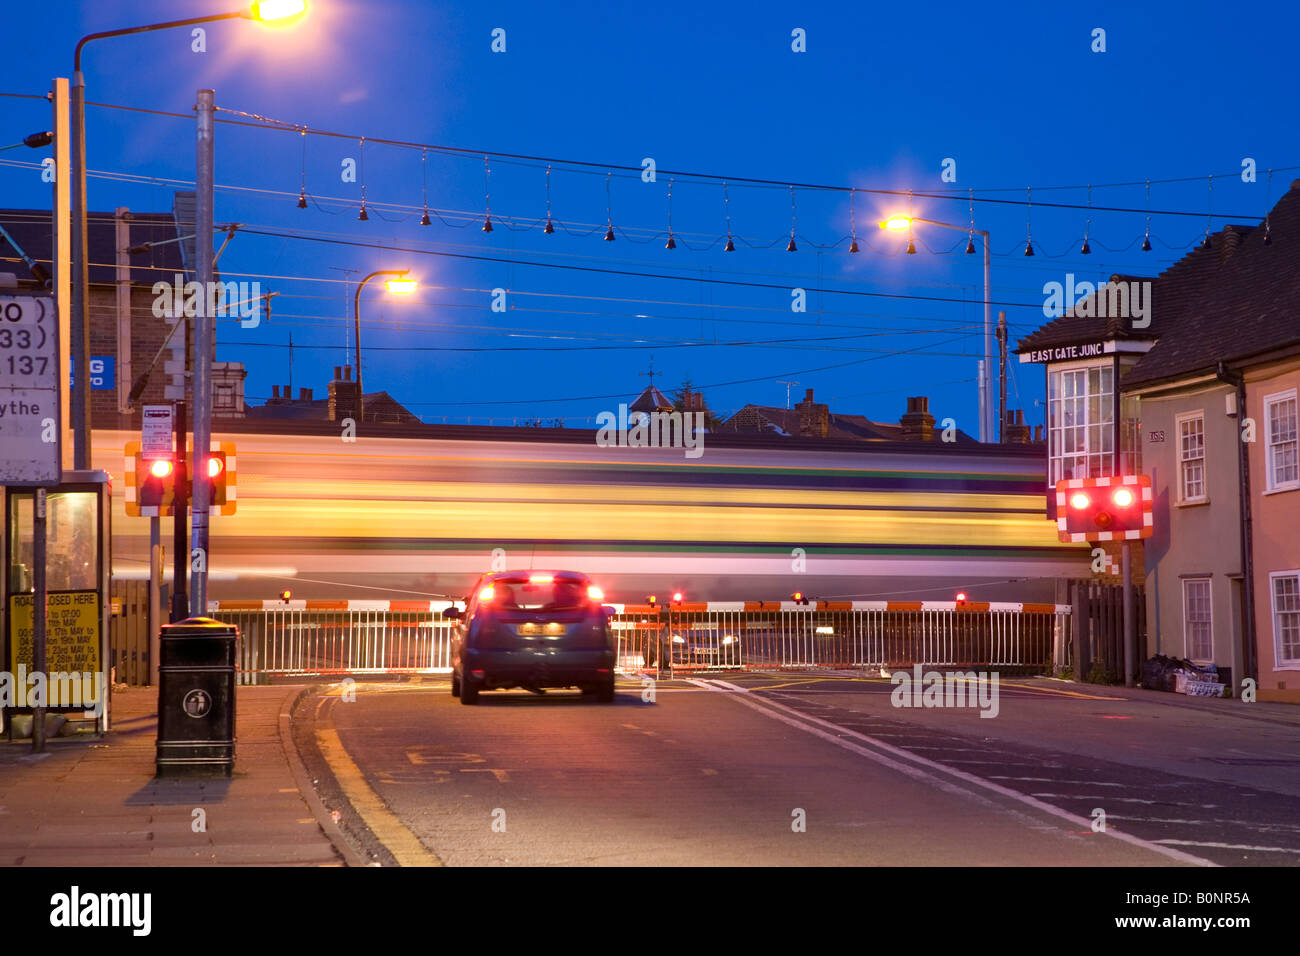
[328, 365, 360, 422]
[1004, 409, 1031, 443]
[272, 384, 280, 400]
[795, 388, 830, 438]
[899, 396, 935, 441]
[300, 387, 312, 402]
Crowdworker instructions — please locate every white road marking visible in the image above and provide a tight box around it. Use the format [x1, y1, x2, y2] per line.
[988, 777, 1131, 788]
[1154, 840, 1300, 853]
[694, 678, 1216, 867]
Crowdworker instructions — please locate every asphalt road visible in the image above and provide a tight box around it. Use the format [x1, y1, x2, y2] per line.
[292, 673, 1300, 866]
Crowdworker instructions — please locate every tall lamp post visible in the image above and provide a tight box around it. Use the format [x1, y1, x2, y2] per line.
[69, 0, 308, 469]
[353, 271, 417, 423]
[880, 216, 994, 443]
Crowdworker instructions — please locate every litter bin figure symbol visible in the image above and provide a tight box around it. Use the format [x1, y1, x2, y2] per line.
[183, 689, 212, 718]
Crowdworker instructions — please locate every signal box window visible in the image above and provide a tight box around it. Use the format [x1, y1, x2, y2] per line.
[1048, 364, 1114, 489]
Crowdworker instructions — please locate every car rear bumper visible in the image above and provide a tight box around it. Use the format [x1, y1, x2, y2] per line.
[465, 648, 614, 688]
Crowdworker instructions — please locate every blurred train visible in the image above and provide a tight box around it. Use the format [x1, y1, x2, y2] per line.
[93, 421, 1089, 604]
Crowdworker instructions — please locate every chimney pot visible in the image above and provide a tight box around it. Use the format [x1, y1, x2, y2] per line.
[803, 388, 814, 404]
[272, 385, 280, 399]
[300, 387, 312, 402]
[344, 365, 352, 381]
[333, 366, 342, 380]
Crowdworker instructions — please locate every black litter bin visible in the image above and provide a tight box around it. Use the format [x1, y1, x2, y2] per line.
[156, 617, 238, 777]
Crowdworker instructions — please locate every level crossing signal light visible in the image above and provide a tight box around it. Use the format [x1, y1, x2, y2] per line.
[646, 595, 657, 607]
[1054, 475, 1153, 542]
[126, 441, 236, 517]
[671, 591, 684, 604]
[138, 456, 177, 511]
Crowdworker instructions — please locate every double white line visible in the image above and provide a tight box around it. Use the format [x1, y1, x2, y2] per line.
[685, 678, 1216, 867]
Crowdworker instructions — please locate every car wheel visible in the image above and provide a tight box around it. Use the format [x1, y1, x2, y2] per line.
[451, 671, 461, 697]
[596, 678, 615, 703]
[460, 678, 479, 705]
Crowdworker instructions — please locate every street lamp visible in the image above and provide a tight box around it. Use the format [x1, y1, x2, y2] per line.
[353, 270, 417, 422]
[68, 0, 308, 469]
[879, 215, 994, 443]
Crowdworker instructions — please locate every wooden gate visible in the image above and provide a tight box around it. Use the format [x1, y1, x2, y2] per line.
[1066, 579, 1146, 683]
[108, 579, 153, 685]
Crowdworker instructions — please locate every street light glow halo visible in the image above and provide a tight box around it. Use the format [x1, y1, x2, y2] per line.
[384, 277, 418, 295]
[880, 216, 912, 231]
[250, 0, 308, 23]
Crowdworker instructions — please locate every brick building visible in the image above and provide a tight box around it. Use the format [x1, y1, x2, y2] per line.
[0, 192, 246, 431]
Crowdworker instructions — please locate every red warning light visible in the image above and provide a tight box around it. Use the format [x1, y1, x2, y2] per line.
[672, 591, 684, 603]
[1070, 492, 1091, 510]
[1112, 487, 1134, 507]
[955, 592, 968, 603]
[207, 457, 224, 478]
[279, 589, 293, 602]
[149, 459, 174, 478]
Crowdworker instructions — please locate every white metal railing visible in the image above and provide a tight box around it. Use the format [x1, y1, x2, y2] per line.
[207, 600, 1069, 681]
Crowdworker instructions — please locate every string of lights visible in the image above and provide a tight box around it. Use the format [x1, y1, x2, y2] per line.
[0, 153, 1237, 261]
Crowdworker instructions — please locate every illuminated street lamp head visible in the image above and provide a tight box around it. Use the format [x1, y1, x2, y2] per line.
[880, 217, 912, 231]
[384, 277, 417, 295]
[249, 0, 308, 22]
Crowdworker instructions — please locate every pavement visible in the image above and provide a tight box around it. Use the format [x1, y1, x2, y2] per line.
[0, 684, 355, 867]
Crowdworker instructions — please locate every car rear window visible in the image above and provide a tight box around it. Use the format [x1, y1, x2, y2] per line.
[487, 577, 588, 611]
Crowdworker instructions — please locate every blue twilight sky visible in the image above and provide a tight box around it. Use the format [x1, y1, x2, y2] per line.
[2, 0, 1297, 429]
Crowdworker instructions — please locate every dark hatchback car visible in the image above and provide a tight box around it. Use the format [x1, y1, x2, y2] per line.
[444, 571, 616, 704]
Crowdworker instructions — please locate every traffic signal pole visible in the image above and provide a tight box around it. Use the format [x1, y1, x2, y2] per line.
[1123, 541, 1135, 686]
[190, 89, 214, 616]
[149, 516, 161, 684]
[171, 400, 188, 622]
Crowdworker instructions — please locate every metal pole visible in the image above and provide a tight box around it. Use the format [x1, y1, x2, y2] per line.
[1122, 540, 1135, 686]
[997, 311, 1008, 443]
[52, 77, 73, 473]
[171, 400, 188, 622]
[149, 516, 161, 685]
[69, 73, 91, 469]
[353, 279, 365, 423]
[983, 231, 993, 443]
[190, 89, 214, 615]
[32, 489, 47, 753]
[351, 269, 409, 425]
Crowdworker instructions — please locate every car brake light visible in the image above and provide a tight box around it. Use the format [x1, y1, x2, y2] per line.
[587, 585, 604, 601]
[529, 574, 553, 583]
[478, 585, 494, 602]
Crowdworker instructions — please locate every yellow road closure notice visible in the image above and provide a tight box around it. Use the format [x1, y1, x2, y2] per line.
[315, 726, 443, 867]
[9, 591, 100, 674]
